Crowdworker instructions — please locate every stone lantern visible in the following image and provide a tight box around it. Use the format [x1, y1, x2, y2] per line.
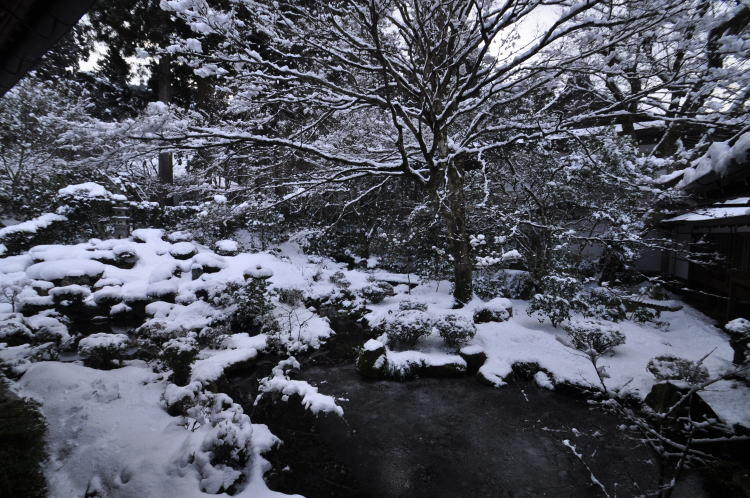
[112, 204, 132, 239]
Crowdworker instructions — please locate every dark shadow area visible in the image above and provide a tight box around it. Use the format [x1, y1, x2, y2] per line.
[0, 379, 47, 498]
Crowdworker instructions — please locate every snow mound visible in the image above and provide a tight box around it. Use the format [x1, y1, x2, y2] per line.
[58, 182, 112, 198]
[26, 259, 105, 281]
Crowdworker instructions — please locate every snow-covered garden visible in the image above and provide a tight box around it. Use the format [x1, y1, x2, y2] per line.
[2, 0, 750, 496]
[1, 182, 749, 496]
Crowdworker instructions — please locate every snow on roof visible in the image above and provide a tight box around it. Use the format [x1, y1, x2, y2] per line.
[676, 132, 750, 190]
[662, 206, 750, 224]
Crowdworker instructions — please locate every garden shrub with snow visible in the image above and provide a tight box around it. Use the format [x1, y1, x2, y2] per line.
[436, 313, 476, 347]
[276, 287, 304, 306]
[377, 309, 433, 348]
[473, 297, 513, 323]
[564, 320, 625, 358]
[580, 286, 626, 322]
[226, 279, 277, 334]
[359, 279, 395, 304]
[398, 299, 428, 312]
[161, 336, 199, 386]
[256, 357, 344, 416]
[0, 313, 34, 346]
[527, 274, 582, 327]
[328, 270, 351, 289]
[646, 355, 709, 385]
[78, 333, 129, 369]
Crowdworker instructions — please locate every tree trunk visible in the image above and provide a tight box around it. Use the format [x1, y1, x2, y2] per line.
[442, 165, 473, 306]
[158, 55, 173, 203]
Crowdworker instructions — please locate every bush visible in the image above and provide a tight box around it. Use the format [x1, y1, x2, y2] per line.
[329, 270, 351, 289]
[309, 288, 367, 320]
[360, 280, 395, 304]
[581, 286, 626, 322]
[161, 336, 199, 386]
[398, 299, 427, 312]
[631, 306, 663, 325]
[198, 324, 230, 348]
[473, 297, 513, 323]
[78, 333, 129, 369]
[646, 355, 709, 385]
[474, 269, 534, 300]
[277, 287, 305, 306]
[436, 313, 476, 347]
[564, 320, 625, 358]
[527, 274, 582, 327]
[378, 309, 433, 348]
[226, 280, 276, 334]
[0, 314, 33, 346]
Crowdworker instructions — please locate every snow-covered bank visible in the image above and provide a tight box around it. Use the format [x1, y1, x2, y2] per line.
[15, 361, 291, 498]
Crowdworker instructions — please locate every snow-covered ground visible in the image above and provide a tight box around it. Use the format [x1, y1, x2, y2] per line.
[1, 229, 748, 496]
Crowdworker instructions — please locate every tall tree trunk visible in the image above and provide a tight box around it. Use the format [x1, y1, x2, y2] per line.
[442, 165, 473, 306]
[158, 55, 173, 203]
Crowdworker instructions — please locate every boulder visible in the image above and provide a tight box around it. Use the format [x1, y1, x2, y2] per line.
[644, 381, 717, 422]
[459, 345, 487, 374]
[473, 297, 513, 323]
[356, 339, 388, 379]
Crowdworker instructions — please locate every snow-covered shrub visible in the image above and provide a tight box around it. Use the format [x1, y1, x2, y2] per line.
[580, 286, 626, 322]
[198, 419, 252, 493]
[646, 356, 709, 385]
[329, 270, 351, 289]
[646, 283, 669, 300]
[473, 297, 513, 323]
[49, 285, 91, 306]
[398, 299, 428, 312]
[0, 213, 68, 255]
[277, 287, 304, 306]
[436, 313, 476, 347]
[564, 320, 625, 358]
[474, 269, 534, 300]
[1, 274, 30, 312]
[527, 274, 582, 327]
[134, 320, 178, 350]
[226, 280, 276, 334]
[256, 357, 344, 415]
[77, 333, 129, 369]
[198, 324, 230, 348]
[630, 305, 663, 325]
[172, 390, 258, 495]
[309, 288, 367, 320]
[359, 280, 395, 304]
[0, 313, 33, 346]
[377, 309, 433, 348]
[161, 336, 199, 386]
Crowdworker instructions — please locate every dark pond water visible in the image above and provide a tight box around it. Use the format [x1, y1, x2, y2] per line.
[226, 359, 712, 498]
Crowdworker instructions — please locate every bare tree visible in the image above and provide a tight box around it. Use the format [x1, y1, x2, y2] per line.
[157, 0, 685, 304]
